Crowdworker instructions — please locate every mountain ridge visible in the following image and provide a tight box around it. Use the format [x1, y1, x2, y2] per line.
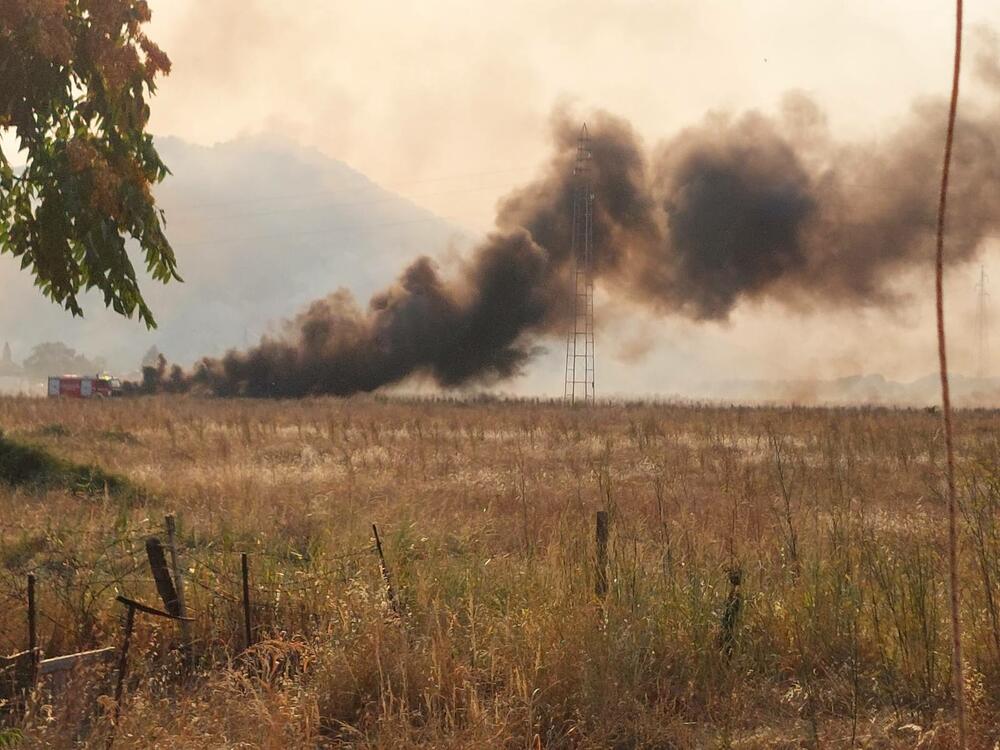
[0, 134, 474, 372]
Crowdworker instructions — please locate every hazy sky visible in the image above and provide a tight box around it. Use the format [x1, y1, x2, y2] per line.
[149, 1, 1000, 390]
[4, 1, 1000, 396]
[146, 0, 1000, 229]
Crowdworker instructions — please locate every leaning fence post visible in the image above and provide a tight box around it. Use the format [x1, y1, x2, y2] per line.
[106, 595, 191, 748]
[241, 553, 253, 649]
[26, 572, 37, 687]
[372, 524, 400, 615]
[164, 514, 192, 666]
[595, 511, 609, 598]
[144, 537, 180, 617]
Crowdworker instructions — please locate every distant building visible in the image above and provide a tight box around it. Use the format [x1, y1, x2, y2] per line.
[0, 341, 22, 375]
[0, 341, 30, 394]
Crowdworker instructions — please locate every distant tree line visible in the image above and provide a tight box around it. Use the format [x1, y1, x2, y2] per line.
[0, 342, 179, 383]
[0, 341, 106, 379]
[124, 347, 186, 394]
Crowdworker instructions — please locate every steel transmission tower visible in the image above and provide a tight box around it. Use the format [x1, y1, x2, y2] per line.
[976, 265, 990, 378]
[564, 125, 596, 404]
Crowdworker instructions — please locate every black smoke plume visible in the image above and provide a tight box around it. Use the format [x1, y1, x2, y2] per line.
[135, 85, 1000, 397]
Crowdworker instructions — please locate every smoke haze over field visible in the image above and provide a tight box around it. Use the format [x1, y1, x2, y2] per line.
[5, 3, 1000, 399]
[0, 135, 471, 377]
[139, 77, 1000, 397]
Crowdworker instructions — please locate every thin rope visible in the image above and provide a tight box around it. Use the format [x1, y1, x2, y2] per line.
[934, 1, 966, 746]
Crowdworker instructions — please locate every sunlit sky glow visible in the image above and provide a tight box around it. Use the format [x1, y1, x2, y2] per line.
[3, 1, 1000, 396]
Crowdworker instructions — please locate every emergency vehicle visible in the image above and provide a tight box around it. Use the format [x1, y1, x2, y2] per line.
[47, 374, 122, 398]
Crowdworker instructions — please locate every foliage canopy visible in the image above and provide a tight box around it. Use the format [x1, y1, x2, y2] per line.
[0, 0, 178, 328]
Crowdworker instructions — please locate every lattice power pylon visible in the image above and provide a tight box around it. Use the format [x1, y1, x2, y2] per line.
[564, 125, 596, 404]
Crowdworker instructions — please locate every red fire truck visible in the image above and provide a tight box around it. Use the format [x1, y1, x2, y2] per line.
[47, 374, 122, 398]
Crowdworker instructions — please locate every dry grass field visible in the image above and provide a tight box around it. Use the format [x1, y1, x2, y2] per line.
[0, 395, 998, 748]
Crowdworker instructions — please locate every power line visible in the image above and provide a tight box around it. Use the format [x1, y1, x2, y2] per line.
[160, 164, 539, 215]
[165, 211, 1000, 254]
[165, 180, 528, 226]
[174, 211, 482, 250]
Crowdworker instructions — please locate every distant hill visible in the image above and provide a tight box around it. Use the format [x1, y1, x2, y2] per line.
[0, 135, 473, 372]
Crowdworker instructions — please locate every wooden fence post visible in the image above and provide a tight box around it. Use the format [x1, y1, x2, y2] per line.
[241, 553, 253, 649]
[26, 573, 37, 687]
[164, 514, 192, 666]
[372, 524, 400, 615]
[719, 567, 743, 659]
[108, 602, 136, 749]
[144, 538, 180, 617]
[595, 511, 609, 598]
[107, 595, 192, 747]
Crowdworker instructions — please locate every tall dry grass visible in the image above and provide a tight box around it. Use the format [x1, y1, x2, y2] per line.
[0, 395, 998, 747]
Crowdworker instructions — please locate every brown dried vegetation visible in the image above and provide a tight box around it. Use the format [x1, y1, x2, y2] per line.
[0, 395, 998, 748]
